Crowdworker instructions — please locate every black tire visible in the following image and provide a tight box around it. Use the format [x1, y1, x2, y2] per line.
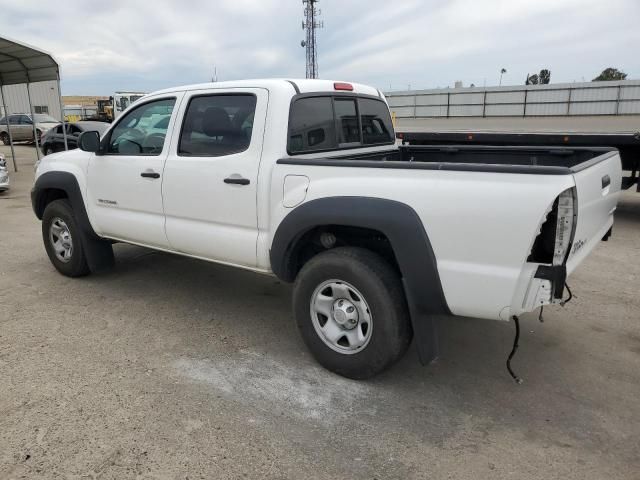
[42, 199, 91, 277]
[0, 132, 9, 145]
[44, 145, 55, 156]
[293, 247, 413, 379]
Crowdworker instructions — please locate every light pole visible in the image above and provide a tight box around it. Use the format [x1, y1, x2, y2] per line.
[499, 68, 507, 86]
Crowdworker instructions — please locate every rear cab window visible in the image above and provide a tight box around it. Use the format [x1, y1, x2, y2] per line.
[288, 94, 394, 154]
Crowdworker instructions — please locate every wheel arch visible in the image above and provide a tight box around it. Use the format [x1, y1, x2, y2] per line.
[270, 196, 451, 364]
[32, 171, 114, 272]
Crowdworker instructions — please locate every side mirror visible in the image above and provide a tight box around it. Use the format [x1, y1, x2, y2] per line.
[78, 131, 100, 152]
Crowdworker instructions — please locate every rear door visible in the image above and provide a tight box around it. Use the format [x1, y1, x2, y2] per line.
[12, 115, 29, 140]
[162, 88, 267, 267]
[566, 151, 622, 272]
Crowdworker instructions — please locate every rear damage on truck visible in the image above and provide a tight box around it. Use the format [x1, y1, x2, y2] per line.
[507, 150, 621, 382]
[522, 151, 621, 313]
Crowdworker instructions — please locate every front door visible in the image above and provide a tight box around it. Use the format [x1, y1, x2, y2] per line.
[162, 88, 267, 267]
[86, 95, 182, 248]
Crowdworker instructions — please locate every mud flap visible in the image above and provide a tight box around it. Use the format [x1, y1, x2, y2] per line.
[403, 279, 441, 365]
[82, 236, 115, 273]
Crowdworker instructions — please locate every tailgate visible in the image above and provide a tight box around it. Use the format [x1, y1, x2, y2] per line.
[566, 151, 622, 273]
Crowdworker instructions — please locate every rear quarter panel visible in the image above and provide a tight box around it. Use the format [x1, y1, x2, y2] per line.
[268, 163, 575, 320]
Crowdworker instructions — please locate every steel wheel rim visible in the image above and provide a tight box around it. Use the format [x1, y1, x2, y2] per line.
[310, 279, 373, 354]
[49, 217, 73, 263]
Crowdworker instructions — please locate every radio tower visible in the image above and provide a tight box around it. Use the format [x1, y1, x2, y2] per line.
[301, 0, 323, 79]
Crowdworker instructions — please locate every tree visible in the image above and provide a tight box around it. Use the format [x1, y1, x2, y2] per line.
[539, 69, 551, 84]
[592, 68, 627, 81]
[526, 69, 551, 85]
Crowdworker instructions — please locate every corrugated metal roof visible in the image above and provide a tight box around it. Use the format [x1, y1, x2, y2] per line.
[0, 35, 59, 86]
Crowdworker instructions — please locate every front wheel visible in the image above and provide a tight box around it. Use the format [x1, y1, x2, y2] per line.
[42, 199, 91, 277]
[0, 132, 9, 145]
[293, 247, 413, 379]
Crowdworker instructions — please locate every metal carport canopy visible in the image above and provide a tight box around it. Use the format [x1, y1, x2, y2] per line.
[0, 35, 68, 171]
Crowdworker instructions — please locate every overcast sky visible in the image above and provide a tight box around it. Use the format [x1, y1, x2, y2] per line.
[1, 0, 638, 95]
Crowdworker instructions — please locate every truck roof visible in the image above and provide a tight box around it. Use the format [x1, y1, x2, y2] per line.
[150, 78, 382, 98]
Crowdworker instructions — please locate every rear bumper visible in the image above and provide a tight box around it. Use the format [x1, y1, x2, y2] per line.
[534, 265, 566, 300]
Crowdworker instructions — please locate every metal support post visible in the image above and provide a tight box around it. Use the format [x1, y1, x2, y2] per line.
[57, 73, 68, 150]
[0, 83, 18, 172]
[26, 82, 41, 161]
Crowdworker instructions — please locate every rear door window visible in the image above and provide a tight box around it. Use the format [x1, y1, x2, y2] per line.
[178, 94, 257, 157]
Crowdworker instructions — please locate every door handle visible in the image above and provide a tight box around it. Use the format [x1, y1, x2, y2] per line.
[224, 176, 250, 185]
[601, 174, 611, 189]
[141, 171, 160, 179]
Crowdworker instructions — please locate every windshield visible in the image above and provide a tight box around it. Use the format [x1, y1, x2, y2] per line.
[34, 114, 59, 123]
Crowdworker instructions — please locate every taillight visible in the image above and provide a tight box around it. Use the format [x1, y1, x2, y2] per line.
[553, 188, 577, 265]
[334, 82, 353, 91]
[528, 187, 577, 266]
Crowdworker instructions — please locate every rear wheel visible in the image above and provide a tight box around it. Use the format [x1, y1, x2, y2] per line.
[42, 199, 90, 277]
[293, 247, 413, 379]
[0, 132, 9, 145]
[45, 145, 55, 156]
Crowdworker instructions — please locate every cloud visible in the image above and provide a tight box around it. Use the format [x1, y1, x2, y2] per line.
[0, 0, 637, 94]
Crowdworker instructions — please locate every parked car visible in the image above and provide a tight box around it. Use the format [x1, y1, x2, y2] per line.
[40, 121, 110, 155]
[31, 79, 622, 379]
[0, 153, 9, 192]
[0, 113, 59, 145]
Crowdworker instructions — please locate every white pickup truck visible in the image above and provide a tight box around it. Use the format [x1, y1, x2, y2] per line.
[32, 79, 622, 379]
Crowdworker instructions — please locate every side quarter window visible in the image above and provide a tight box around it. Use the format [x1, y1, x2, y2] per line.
[106, 98, 176, 156]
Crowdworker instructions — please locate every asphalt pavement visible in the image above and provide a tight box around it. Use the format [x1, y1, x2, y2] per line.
[1, 145, 639, 479]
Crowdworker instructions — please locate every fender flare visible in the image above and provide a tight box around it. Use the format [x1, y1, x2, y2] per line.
[270, 196, 451, 364]
[31, 171, 114, 272]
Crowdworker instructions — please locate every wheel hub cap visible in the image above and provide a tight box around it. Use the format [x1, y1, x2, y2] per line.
[332, 298, 358, 329]
[310, 280, 373, 354]
[49, 217, 73, 263]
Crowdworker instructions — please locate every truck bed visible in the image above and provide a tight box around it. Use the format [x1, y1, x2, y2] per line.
[281, 145, 619, 176]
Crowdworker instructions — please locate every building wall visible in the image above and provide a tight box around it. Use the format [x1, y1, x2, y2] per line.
[0, 80, 62, 120]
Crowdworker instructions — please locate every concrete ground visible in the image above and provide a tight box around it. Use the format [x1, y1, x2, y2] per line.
[1, 145, 639, 480]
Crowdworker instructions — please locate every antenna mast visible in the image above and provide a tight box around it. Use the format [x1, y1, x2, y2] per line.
[301, 0, 322, 79]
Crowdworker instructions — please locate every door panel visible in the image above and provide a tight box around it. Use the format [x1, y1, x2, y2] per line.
[162, 89, 267, 267]
[11, 116, 29, 140]
[86, 95, 181, 248]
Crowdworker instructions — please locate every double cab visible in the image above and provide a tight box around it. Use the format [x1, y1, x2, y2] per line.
[32, 79, 622, 378]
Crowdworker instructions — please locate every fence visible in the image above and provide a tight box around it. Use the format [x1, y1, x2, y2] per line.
[63, 105, 98, 122]
[384, 80, 640, 119]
